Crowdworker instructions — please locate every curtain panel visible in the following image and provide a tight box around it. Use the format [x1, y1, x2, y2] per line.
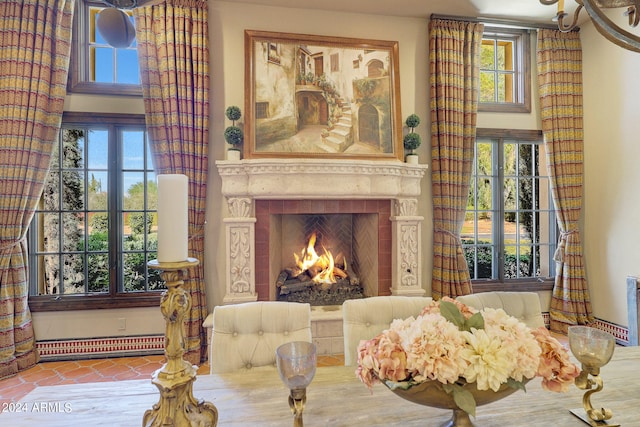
[0, 0, 74, 379]
[429, 19, 483, 299]
[134, 0, 210, 364]
[537, 29, 594, 333]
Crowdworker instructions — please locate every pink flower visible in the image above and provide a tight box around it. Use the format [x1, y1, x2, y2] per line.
[356, 330, 408, 388]
[421, 297, 477, 319]
[531, 327, 581, 392]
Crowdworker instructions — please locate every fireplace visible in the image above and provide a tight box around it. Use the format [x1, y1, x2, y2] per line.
[216, 158, 428, 305]
[256, 200, 390, 304]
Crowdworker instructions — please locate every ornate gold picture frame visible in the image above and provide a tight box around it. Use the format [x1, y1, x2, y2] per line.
[244, 30, 402, 160]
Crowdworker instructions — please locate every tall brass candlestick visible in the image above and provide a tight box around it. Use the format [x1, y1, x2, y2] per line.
[143, 258, 218, 427]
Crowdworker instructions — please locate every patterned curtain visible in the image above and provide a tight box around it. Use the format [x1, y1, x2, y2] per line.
[0, 0, 74, 379]
[537, 29, 594, 333]
[429, 19, 484, 299]
[134, 0, 210, 364]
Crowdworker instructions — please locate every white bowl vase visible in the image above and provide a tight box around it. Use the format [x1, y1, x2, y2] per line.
[405, 154, 419, 164]
[227, 149, 241, 161]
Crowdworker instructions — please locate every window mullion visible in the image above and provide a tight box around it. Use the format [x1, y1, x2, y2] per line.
[494, 139, 504, 281]
[109, 125, 120, 296]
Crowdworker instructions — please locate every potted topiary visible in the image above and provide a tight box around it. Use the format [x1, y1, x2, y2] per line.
[224, 105, 243, 160]
[403, 113, 421, 164]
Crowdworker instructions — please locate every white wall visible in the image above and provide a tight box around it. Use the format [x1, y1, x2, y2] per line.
[44, 1, 638, 341]
[580, 17, 640, 328]
[206, 1, 432, 306]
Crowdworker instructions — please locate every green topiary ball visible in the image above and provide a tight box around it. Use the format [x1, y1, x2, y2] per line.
[403, 132, 421, 151]
[405, 114, 420, 129]
[225, 106, 242, 122]
[224, 126, 244, 147]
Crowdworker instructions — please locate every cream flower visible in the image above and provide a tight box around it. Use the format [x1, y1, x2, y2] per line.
[460, 328, 514, 391]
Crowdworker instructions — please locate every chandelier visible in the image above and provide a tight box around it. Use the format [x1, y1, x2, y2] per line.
[540, 0, 640, 52]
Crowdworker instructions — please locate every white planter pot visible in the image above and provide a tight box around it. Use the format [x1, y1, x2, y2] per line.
[405, 154, 419, 164]
[227, 149, 241, 161]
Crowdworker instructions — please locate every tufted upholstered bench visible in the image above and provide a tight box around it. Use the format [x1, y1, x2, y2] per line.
[342, 296, 433, 366]
[209, 301, 312, 373]
[456, 291, 545, 329]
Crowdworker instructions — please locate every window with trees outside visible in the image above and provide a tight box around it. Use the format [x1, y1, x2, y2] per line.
[479, 27, 531, 113]
[68, 1, 141, 95]
[28, 113, 162, 311]
[463, 129, 557, 290]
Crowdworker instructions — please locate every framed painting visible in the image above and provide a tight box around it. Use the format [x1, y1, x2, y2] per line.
[244, 30, 402, 160]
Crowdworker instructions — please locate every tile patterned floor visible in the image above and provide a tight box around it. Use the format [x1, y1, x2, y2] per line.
[0, 353, 345, 406]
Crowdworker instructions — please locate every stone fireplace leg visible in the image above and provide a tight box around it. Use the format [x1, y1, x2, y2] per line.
[390, 199, 426, 296]
[223, 197, 257, 304]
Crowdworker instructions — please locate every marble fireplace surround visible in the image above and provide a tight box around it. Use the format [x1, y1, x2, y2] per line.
[215, 158, 428, 304]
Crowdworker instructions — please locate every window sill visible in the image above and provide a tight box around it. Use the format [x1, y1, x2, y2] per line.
[28, 293, 162, 312]
[471, 279, 554, 293]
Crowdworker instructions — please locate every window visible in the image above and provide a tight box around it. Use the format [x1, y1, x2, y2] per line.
[479, 27, 531, 113]
[68, 1, 141, 96]
[330, 53, 339, 72]
[28, 113, 162, 311]
[463, 129, 556, 290]
[255, 102, 269, 119]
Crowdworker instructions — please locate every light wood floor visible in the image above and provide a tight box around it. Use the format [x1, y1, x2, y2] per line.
[0, 353, 345, 406]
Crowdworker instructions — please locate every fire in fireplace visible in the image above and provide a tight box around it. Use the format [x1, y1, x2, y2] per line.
[276, 232, 364, 306]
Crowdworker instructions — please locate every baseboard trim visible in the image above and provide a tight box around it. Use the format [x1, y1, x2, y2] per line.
[36, 335, 165, 361]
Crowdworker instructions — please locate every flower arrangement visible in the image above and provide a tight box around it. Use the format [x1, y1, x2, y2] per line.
[356, 298, 580, 417]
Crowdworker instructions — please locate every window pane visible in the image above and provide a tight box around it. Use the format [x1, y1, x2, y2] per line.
[503, 143, 516, 176]
[478, 177, 493, 213]
[497, 73, 506, 102]
[123, 131, 145, 169]
[146, 179, 158, 211]
[123, 172, 145, 210]
[87, 130, 108, 169]
[93, 47, 115, 83]
[63, 253, 85, 293]
[88, 213, 109, 251]
[61, 171, 84, 211]
[116, 49, 140, 85]
[497, 40, 513, 71]
[88, 171, 108, 210]
[477, 142, 492, 174]
[480, 71, 495, 102]
[481, 41, 495, 69]
[87, 253, 109, 292]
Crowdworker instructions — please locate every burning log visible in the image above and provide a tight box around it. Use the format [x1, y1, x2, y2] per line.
[276, 271, 288, 288]
[333, 266, 348, 279]
[276, 231, 365, 305]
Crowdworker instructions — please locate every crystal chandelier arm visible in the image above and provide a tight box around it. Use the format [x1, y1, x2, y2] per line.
[583, 0, 640, 52]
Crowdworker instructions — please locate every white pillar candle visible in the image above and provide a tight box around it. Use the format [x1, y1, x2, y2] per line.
[157, 174, 189, 262]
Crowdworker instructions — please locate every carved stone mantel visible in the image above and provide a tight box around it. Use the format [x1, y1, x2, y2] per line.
[216, 158, 429, 304]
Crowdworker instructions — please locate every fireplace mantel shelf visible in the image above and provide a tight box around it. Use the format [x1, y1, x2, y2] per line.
[215, 158, 428, 200]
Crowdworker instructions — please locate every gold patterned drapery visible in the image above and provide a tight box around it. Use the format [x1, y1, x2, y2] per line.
[133, 0, 210, 364]
[0, 0, 74, 379]
[429, 18, 483, 300]
[537, 29, 594, 333]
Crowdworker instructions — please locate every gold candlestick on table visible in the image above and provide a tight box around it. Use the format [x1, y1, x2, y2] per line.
[143, 258, 218, 427]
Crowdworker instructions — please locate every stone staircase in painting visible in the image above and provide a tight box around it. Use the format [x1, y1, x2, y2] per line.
[324, 100, 353, 152]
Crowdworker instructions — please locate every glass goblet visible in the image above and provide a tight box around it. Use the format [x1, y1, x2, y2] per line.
[568, 326, 618, 426]
[276, 341, 317, 427]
